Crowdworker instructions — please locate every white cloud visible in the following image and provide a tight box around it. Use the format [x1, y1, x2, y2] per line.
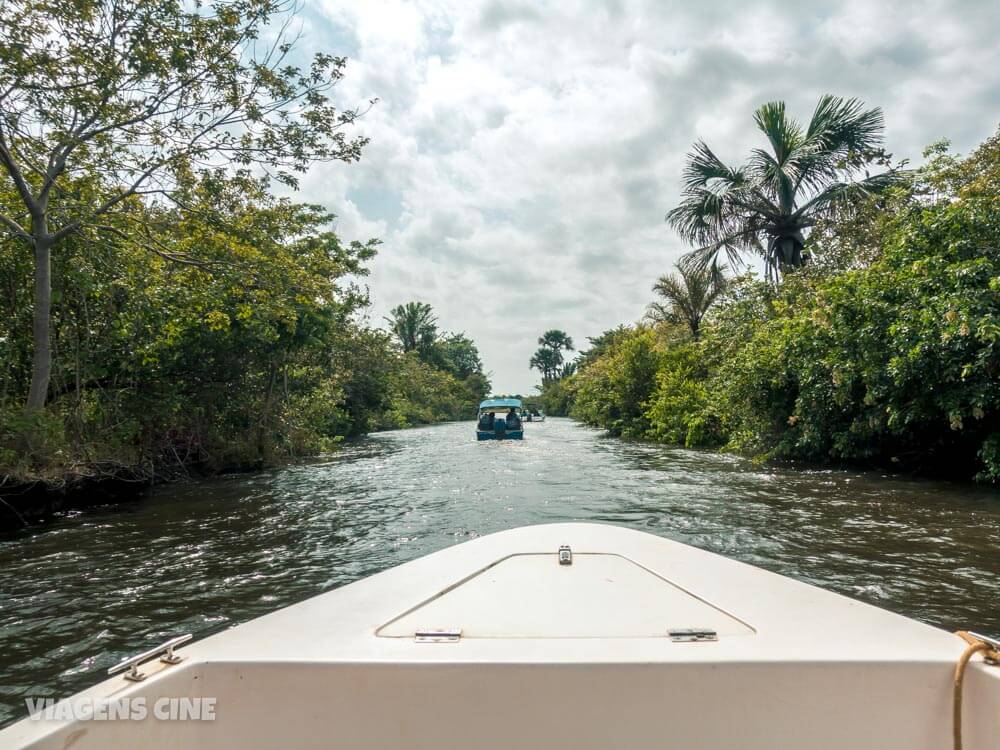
[293, 0, 1000, 393]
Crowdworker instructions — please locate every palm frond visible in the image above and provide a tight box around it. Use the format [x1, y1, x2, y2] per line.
[793, 169, 909, 221]
[678, 234, 751, 274]
[667, 95, 896, 281]
[753, 101, 803, 163]
[680, 140, 744, 191]
[644, 300, 678, 324]
[794, 96, 886, 193]
[650, 262, 729, 337]
[806, 95, 885, 152]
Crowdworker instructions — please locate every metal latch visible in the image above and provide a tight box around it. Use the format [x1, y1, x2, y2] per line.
[668, 628, 718, 643]
[107, 634, 193, 682]
[558, 545, 572, 565]
[414, 628, 462, 643]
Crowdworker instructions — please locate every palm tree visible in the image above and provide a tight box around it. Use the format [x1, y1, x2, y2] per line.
[531, 330, 574, 383]
[559, 361, 578, 379]
[385, 302, 438, 353]
[667, 95, 904, 281]
[538, 329, 574, 355]
[529, 348, 562, 382]
[646, 263, 728, 339]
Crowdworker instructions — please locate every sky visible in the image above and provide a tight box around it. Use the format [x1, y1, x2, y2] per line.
[284, 0, 1000, 394]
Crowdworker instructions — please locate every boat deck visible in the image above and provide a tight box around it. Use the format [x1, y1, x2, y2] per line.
[3, 523, 997, 749]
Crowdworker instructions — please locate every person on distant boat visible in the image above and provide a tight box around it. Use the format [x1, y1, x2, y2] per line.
[506, 408, 521, 430]
[479, 412, 494, 430]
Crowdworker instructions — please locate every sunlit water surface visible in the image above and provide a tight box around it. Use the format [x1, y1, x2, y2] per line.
[1, 418, 999, 726]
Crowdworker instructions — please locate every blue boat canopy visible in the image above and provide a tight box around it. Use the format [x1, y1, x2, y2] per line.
[479, 397, 522, 410]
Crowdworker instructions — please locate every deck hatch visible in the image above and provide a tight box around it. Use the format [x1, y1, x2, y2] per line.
[377, 552, 753, 639]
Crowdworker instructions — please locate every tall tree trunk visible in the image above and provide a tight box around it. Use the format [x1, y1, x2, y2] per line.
[26, 220, 52, 410]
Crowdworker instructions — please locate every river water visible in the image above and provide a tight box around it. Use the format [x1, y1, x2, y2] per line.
[1, 418, 999, 726]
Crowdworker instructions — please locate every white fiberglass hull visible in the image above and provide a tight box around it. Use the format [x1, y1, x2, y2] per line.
[2, 523, 997, 749]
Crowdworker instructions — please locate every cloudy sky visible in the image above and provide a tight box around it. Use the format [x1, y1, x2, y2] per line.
[287, 0, 1000, 394]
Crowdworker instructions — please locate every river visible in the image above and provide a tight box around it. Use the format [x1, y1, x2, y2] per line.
[1, 418, 999, 726]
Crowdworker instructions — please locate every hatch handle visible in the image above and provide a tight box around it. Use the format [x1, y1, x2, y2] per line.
[414, 628, 462, 643]
[558, 545, 573, 565]
[669, 628, 718, 643]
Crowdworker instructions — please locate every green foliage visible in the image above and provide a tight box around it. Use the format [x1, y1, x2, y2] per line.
[529, 347, 563, 381]
[434, 333, 485, 380]
[0, 406, 70, 482]
[379, 353, 482, 429]
[385, 302, 438, 355]
[530, 329, 575, 381]
[536, 377, 575, 417]
[667, 95, 903, 280]
[380, 303, 491, 424]
[570, 328, 662, 438]
[647, 263, 728, 338]
[0, 0, 371, 410]
[718, 131, 1000, 479]
[644, 343, 724, 447]
[576, 326, 632, 369]
[0, 0, 366, 210]
[559, 129, 1000, 482]
[539, 330, 574, 353]
[0, 172, 486, 488]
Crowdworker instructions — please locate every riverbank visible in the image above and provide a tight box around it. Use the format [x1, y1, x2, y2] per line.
[3, 172, 490, 531]
[540, 132, 1000, 484]
[0, 415, 474, 533]
[2, 418, 998, 728]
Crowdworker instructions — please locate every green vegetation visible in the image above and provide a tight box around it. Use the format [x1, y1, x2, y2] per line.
[526, 329, 573, 414]
[0, 169, 487, 494]
[0, 0, 486, 506]
[384, 302, 439, 355]
[541, 120, 1000, 482]
[0, 0, 370, 412]
[381, 304, 491, 428]
[529, 329, 575, 382]
[646, 263, 729, 338]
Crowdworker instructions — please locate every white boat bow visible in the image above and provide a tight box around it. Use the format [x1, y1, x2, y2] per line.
[2, 522, 997, 749]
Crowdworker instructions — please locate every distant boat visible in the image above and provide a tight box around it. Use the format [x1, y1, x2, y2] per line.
[4, 523, 997, 749]
[476, 398, 524, 440]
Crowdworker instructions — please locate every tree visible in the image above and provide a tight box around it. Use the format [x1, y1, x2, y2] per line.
[539, 329, 574, 356]
[647, 263, 728, 338]
[384, 302, 438, 354]
[0, 168, 384, 479]
[435, 332, 485, 380]
[530, 330, 574, 383]
[576, 326, 630, 369]
[569, 327, 662, 438]
[0, 0, 369, 409]
[666, 95, 903, 282]
[529, 348, 562, 382]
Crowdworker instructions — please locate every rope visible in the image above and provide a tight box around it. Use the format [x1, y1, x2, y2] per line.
[953, 630, 1000, 750]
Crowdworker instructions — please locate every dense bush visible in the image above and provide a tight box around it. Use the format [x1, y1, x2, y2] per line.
[0, 174, 486, 490]
[570, 328, 662, 438]
[645, 342, 725, 448]
[379, 352, 487, 429]
[555, 131, 1000, 482]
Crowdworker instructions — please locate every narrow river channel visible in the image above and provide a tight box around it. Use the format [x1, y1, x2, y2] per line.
[1, 418, 999, 726]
